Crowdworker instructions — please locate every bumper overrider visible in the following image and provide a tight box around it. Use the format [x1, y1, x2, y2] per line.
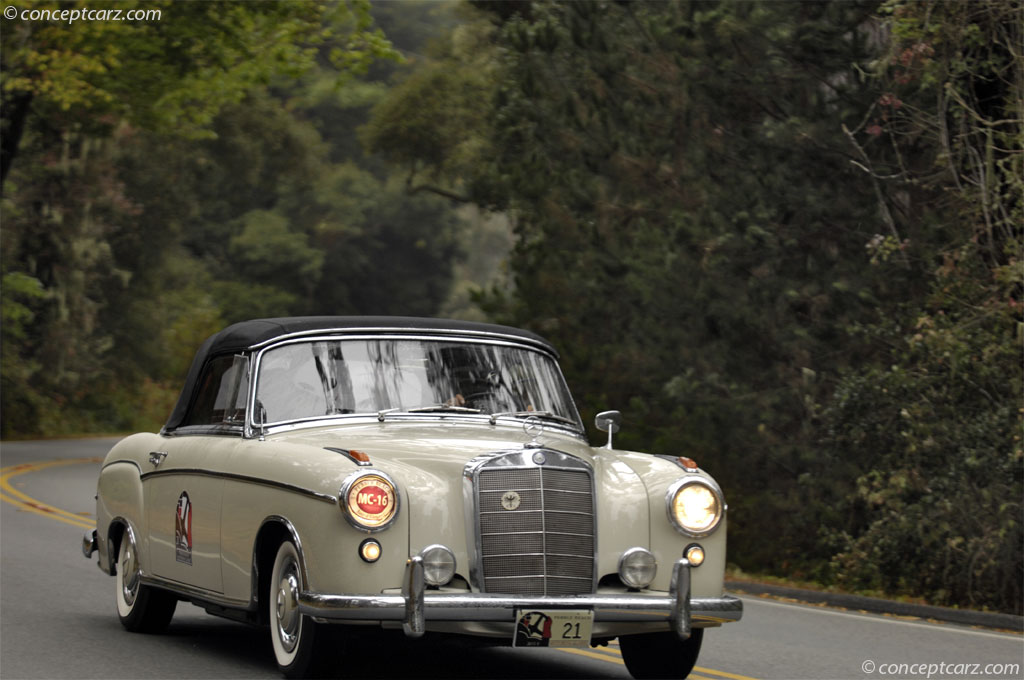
[298, 557, 742, 641]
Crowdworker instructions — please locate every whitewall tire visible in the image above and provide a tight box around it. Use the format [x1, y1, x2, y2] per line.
[114, 525, 176, 632]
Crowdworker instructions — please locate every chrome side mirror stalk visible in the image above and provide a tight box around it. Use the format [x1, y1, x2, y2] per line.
[594, 410, 622, 450]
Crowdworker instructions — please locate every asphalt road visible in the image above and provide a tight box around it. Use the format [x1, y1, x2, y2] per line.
[1, 438, 1021, 680]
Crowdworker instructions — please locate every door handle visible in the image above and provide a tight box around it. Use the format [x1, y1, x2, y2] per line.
[148, 451, 168, 467]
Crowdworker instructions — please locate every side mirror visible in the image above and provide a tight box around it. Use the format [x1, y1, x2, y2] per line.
[595, 410, 622, 450]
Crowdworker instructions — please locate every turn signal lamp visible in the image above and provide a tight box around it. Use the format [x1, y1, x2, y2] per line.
[359, 538, 382, 563]
[685, 544, 705, 567]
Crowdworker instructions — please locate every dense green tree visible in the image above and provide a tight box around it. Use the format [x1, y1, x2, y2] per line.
[819, 0, 1022, 612]
[1, 0, 395, 185]
[0, 1, 404, 435]
[463, 0, 890, 572]
[363, 0, 1021, 612]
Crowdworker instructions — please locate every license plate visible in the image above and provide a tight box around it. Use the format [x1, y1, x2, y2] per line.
[513, 609, 594, 648]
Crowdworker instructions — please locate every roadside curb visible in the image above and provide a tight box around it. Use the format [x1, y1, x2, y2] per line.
[727, 580, 1023, 632]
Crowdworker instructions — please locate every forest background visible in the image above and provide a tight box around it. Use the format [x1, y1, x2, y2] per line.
[1, 0, 1020, 615]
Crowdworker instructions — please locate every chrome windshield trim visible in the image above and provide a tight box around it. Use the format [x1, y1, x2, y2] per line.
[138, 468, 337, 504]
[249, 413, 588, 441]
[247, 328, 558, 356]
[246, 334, 585, 439]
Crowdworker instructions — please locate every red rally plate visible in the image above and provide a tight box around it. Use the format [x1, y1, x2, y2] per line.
[513, 610, 594, 649]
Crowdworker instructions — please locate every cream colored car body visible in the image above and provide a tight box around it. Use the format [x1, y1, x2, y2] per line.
[86, 317, 740, 674]
[96, 420, 728, 637]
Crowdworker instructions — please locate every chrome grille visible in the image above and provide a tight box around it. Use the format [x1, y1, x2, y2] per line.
[475, 453, 595, 595]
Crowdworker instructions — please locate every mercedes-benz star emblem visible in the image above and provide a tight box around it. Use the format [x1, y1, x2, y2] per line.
[501, 491, 522, 511]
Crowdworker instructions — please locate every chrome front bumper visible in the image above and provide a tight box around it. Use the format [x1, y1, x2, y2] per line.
[298, 557, 742, 641]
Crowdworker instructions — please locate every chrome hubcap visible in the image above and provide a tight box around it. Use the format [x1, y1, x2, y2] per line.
[120, 539, 140, 607]
[275, 565, 300, 653]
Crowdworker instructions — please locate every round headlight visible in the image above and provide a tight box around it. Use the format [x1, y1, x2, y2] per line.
[341, 471, 398, 532]
[618, 547, 657, 589]
[666, 477, 724, 537]
[419, 544, 456, 587]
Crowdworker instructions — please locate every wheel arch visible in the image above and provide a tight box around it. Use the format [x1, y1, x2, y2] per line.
[252, 516, 307, 625]
[105, 517, 134, 576]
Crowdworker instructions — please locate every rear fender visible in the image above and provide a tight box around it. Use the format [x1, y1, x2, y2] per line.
[97, 460, 145, 575]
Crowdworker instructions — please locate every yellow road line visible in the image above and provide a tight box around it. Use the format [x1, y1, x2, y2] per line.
[558, 647, 625, 665]
[0, 458, 101, 529]
[693, 665, 761, 680]
[557, 645, 759, 680]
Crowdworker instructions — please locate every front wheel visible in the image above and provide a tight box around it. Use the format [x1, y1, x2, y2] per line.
[115, 526, 176, 633]
[270, 540, 326, 678]
[619, 628, 704, 679]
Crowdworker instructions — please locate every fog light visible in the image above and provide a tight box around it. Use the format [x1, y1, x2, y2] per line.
[419, 544, 456, 586]
[618, 547, 657, 589]
[359, 538, 382, 563]
[685, 544, 705, 567]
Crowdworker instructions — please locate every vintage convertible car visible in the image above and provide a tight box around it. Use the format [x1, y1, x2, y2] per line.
[83, 317, 741, 678]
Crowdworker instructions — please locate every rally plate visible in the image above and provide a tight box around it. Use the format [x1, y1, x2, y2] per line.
[513, 609, 594, 648]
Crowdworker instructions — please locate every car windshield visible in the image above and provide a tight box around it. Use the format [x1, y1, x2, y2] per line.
[254, 338, 581, 429]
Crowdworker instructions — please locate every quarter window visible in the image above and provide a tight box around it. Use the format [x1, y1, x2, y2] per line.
[184, 354, 249, 427]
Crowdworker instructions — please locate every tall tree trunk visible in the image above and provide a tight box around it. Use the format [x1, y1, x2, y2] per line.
[1, 92, 32, 191]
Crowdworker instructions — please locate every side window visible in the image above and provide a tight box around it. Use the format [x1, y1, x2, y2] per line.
[183, 354, 249, 427]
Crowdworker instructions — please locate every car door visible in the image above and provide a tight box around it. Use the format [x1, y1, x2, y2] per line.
[144, 354, 248, 594]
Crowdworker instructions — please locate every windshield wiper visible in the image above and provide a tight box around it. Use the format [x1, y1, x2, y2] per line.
[407, 405, 483, 414]
[488, 410, 576, 427]
[377, 405, 482, 421]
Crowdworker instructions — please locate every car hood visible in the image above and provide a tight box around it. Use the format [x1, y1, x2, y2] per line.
[276, 417, 598, 485]
[269, 420, 654, 555]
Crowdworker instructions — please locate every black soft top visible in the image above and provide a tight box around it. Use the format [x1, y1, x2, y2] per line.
[163, 316, 556, 433]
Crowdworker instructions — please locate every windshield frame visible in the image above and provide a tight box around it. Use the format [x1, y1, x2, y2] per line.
[244, 333, 584, 439]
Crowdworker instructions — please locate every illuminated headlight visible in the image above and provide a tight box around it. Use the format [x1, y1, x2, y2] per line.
[419, 544, 456, 587]
[618, 547, 657, 589]
[340, 471, 399, 532]
[666, 476, 724, 538]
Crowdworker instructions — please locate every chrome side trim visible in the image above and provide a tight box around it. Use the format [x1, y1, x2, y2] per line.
[140, 572, 252, 610]
[137, 468, 337, 504]
[134, 515, 309, 615]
